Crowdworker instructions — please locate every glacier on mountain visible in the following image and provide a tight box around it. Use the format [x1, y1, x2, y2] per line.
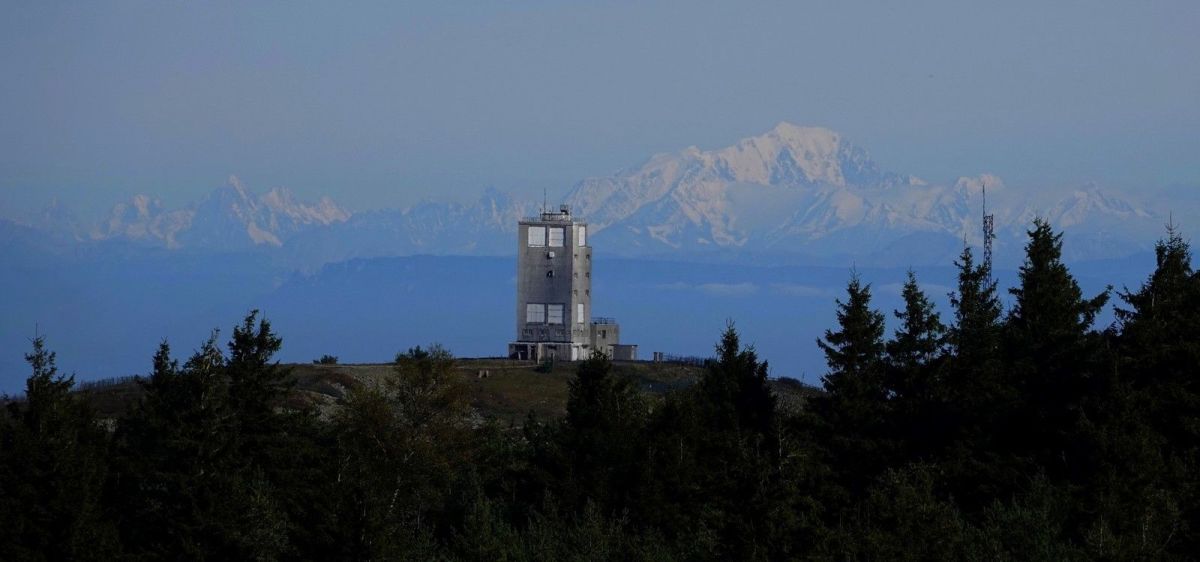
[7, 124, 1171, 267]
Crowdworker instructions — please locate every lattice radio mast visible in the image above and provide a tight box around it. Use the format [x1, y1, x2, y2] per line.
[982, 179, 995, 273]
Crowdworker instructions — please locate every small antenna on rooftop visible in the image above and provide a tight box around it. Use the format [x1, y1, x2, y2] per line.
[543, 188, 547, 215]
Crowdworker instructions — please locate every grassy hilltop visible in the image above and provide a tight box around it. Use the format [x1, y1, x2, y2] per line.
[79, 357, 817, 423]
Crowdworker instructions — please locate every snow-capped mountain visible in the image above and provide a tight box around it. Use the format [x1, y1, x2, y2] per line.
[565, 123, 923, 245]
[7, 124, 1171, 267]
[563, 123, 1162, 264]
[91, 176, 350, 250]
[278, 188, 538, 267]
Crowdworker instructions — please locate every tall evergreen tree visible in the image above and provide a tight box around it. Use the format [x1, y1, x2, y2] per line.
[225, 311, 290, 465]
[1005, 219, 1109, 480]
[813, 274, 890, 492]
[886, 270, 946, 396]
[885, 270, 947, 460]
[1007, 219, 1109, 366]
[948, 246, 1003, 366]
[637, 325, 795, 559]
[0, 336, 118, 560]
[560, 352, 646, 514]
[1111, 226, 1200, 553]
[700, 324, 777, 439]
[939, 245, 1015, 506]
[112, 321, 319, 561]
[113, 334, 247, 560]
[694, 324, 788, 560]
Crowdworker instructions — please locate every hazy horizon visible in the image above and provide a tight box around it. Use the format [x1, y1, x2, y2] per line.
[3, 1, 1197, 220]
[3, 1, 1198, 391]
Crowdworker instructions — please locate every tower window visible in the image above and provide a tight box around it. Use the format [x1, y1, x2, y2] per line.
[526, 303, 545, 323]
[548, 227, 564, 247]
[547, 304, 564, 325]
[528, 226, 546, 247]
[547, 270, 554, 278]
[578, 226, 587, 247]
[577, 303, 584, 323]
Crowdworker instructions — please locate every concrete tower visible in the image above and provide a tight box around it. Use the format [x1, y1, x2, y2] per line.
[508, 205, 635, 362]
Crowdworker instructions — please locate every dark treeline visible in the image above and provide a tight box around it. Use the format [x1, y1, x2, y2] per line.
[1, 219, 1198, 560]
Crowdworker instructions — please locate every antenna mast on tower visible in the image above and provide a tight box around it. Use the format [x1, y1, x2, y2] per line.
[982, 179, 995, 273]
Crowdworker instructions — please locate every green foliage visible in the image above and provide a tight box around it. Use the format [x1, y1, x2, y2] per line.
[558, 352, 647, 513]
[940, 244, 1021, 508]
[812, 275, 894, 497]
[0, 336, 118, 560]
[1004, 220, 1112, 483]
[948, 245, 1003, 365]
[1110, 225, 1200, 551]
[817, 274, 887, 395]
[313, 354, 339, 365]
[3, 220, 1199, 559]
[329, 343, 475, 559]
[885, 271, 949, 461]
[825, 464, 971, 560]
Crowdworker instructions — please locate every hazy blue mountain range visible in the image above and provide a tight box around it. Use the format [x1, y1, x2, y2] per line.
[1, 124, 1189, 391]
[563, 123, 1174, 266]
[4, 123, 1183, 270]
[1, 252, 1143, 393]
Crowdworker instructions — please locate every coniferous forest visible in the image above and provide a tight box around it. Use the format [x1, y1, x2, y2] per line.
[2, 220, 1198, 561]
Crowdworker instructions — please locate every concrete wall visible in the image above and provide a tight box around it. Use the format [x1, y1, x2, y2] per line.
[590, 321, 619, 355]
[515, 213, 590, 346]
[611, 344, 638, 361]
[511, 208, 637, 364]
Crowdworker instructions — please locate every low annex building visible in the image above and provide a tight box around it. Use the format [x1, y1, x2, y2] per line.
[508, 205, 637, 362]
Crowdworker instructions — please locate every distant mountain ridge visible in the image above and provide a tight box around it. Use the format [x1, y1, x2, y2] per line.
[559, 122, 1162, 264]
[90, 176, 350, 250]
[7, 123, 1172, 267]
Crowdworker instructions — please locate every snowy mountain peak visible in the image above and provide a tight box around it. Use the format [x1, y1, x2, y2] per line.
[88, 179, 349, 250]
[556, 124, 1164, 263]
[757, 122, 842, 157]
[228, 174, 251, 198]
[260, 187, 350, 225]
[709, 123, 847, 187]
[563, 123, 921, 244]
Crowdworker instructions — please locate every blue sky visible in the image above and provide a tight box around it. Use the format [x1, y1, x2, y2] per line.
[1, 1, 1197, 219]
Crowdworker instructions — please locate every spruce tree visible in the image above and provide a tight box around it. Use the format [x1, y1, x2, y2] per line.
[1008, 219, 1109, 365]
[0, 336, 118, 560]
[561, 352, 646, 514]
[813, 274, 890, 493]
[694, 324, 786, 560]
[636, 325, 792, 559]
[885, 270, 947, 460]
[700, 323, 777, 439]
[886, 270, 946, 396]
[948, 246, 1002, 366]
[1005, 219, 1109, 480]
[113, 334, 247, 559]
[941, 245, 1011, 506]
[226, 310, 290, 463]
[1111, 227, 1200, 553]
